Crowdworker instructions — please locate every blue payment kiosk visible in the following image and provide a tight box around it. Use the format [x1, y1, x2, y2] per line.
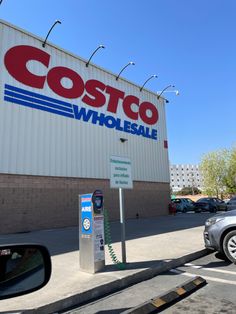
[79, 190, 105, 273]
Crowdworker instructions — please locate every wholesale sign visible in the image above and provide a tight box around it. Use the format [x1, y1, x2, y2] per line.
[4, 45, 159, 141]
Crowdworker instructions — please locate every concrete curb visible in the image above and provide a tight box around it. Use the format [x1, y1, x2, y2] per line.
[23, 248, 211, 314]
[121, 276, 207, 313]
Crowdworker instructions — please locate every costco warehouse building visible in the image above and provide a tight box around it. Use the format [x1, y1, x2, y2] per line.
[0, 20, 171, 234]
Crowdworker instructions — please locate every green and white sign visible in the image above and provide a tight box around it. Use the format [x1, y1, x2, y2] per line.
[110, 156, 133, 189]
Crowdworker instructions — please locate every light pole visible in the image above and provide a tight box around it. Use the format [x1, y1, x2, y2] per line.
[140, 74, 158, 91]
[86, 45, 105, 67]
[116, 62, 135, 81]
[190, 172, 195, 195]
[42, 20, 61, 48]
[157, 85, 179, 99]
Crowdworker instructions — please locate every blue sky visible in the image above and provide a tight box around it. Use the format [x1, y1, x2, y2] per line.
[1, 0, 235, 165]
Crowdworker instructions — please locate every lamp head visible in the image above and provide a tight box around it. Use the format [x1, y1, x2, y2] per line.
[120, 138, 128, 143]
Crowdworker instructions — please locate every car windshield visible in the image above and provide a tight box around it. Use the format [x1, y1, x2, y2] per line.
[172, 199, 181, 203]
[197, 198, 207, 202]
[185, 199, 194, 203]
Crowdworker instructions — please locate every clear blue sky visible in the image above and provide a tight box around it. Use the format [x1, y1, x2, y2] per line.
[1, 0, 235, 165]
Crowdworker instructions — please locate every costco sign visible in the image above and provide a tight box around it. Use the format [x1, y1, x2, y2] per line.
[4, 45, 159, 140]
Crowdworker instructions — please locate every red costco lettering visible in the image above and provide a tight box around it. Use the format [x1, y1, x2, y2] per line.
[123, 95, 139, 121]
[106, 86, 125, 113]
[4, 45, 159, 125]
[139, 102, 158, 125]
[4, 45, 49, 88]
[47, 66, 84, 99]
[82, 79, 106, 107]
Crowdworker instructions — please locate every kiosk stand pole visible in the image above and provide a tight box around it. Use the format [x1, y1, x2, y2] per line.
[119, 188, 126, 263]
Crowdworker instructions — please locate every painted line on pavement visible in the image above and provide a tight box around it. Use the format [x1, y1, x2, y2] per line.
[170, 268, 236, 285]
[184, 262, 236, 275]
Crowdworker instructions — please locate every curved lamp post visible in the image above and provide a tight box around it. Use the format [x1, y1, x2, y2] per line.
[42, 20, 61, 48]
[86, 45, 105, 67]
[140, 74, 158, 91]
[157, 85, 177, 99]
[116, 61, 135, 81]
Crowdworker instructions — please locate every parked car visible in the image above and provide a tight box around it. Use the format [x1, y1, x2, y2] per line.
[227, 196, 236, 211]
[194, 197, 227, 213]
[223, 198, 230, 204]
[171, 198, 195, 213]
[204, 210, 236, 263]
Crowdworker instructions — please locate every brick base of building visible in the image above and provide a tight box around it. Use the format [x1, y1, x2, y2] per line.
[0, 173, 170, 234]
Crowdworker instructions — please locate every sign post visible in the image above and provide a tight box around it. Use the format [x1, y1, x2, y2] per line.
[119, 187, 126, 263]
[110, 156, 133, 264]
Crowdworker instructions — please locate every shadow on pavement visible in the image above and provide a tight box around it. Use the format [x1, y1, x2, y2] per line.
[111, 213, 212, 242]
[103, 259, 166, 273]
[0, 212, 213, 256]
[199, 252, 231, 268]
[95, 310, 129, 314]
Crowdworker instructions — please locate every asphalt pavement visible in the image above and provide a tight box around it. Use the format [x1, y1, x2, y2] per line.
[0, 212, 213, 314]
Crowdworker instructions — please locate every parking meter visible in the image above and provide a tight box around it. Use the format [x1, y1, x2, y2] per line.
[79, 190, 105, 273]
[92, 191, 103, 215]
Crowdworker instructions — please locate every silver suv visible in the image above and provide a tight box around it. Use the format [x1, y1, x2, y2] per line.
[204, 210, 236, 263]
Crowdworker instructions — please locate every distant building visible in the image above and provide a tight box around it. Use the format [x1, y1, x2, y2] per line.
[170, 164, 203, 193]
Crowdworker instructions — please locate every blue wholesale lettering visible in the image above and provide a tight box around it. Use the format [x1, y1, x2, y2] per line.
[73, 104, 158, 140]
[4, 84, 158, 141]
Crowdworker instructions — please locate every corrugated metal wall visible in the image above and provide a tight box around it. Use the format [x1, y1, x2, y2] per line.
[0, 20, 169, 183]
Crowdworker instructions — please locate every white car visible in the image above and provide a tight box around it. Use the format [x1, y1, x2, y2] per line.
[171, 198, 195, 213]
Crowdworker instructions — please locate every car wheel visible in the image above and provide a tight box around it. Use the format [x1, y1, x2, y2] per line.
[183, 207, 186, 213]
[223, 230, 236, 263]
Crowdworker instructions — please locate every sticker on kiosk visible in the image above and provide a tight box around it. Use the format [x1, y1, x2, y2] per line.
[81, 194, 92, 235]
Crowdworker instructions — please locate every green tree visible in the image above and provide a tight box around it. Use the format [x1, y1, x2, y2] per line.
[224, 147, 236, 195]
[176, 186, 201, 195]
[200, 149, 229, 198]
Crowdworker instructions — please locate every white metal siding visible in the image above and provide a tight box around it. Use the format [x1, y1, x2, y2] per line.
[0, 20, 169, 182]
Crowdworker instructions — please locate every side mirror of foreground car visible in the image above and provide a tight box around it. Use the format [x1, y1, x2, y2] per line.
[0, 244, 51, 300]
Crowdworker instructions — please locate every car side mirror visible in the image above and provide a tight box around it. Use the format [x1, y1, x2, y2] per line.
[0, 244, 51, 299]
